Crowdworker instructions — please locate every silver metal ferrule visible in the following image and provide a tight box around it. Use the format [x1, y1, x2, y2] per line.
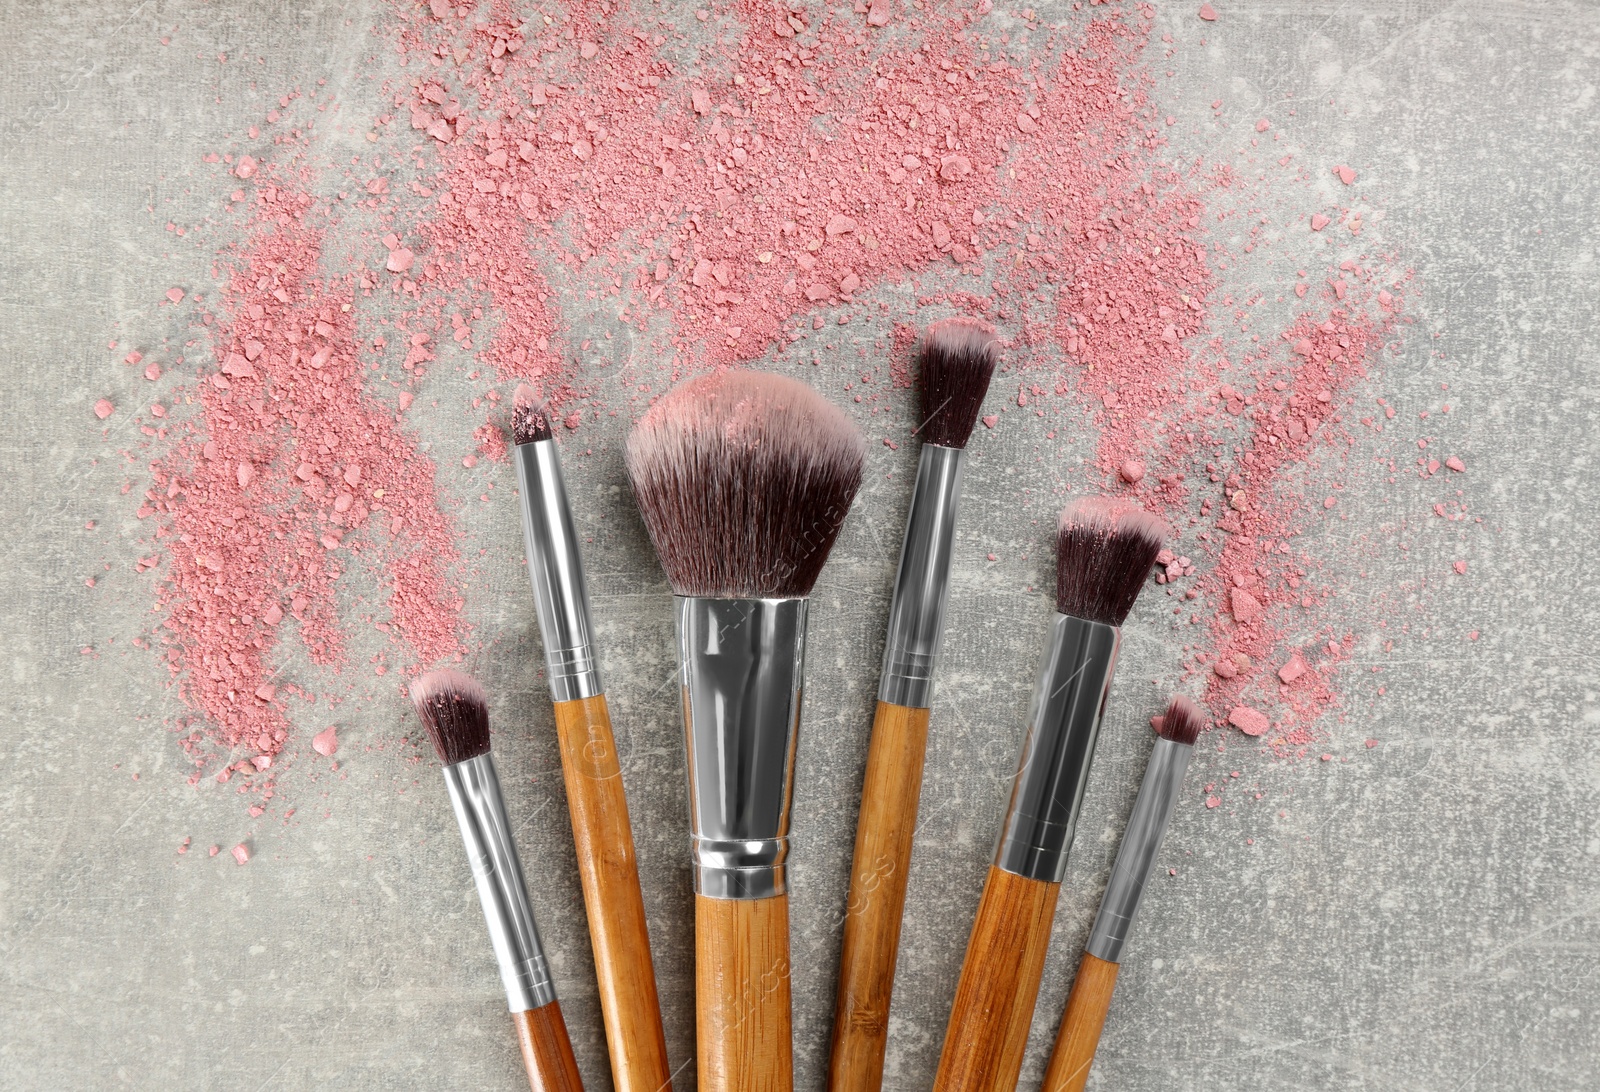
[441, 753, 558, 1012]
[676, 596, 808, 900]
[878, 443, 967, 709]
[1084, 736, 1194, 963]
[513, 438, 601, 703]
[994, 614, 1121, 883]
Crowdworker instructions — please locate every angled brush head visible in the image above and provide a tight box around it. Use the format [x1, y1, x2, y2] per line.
[1155, 694, 1206, 746]
[917, 317, 999, 449]
[512, 382, 554, 445]
[1055, 497, 1168, 625]
[625, 369, 866, 598]
[407, 669, 491, 766]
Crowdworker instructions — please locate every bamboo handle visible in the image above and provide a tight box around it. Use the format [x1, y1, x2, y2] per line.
[828, 701, 932, 1092]
[513, 1001, 586, 1092]
[696, 893, 793, 1092]
[551, 695, 673, 1092]
[1040, 952, 1120, 1092]
[931, 865, 1062, 1092]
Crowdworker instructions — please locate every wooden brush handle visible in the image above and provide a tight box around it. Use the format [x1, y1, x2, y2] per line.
[551, 695, 673, 1092]
[1040, 952, 1120, 1092]
[513, 1001, 586, 1092]
[828, 701, 932, 1092]
[696, 893, 793, 1092]
[932, 865, 1062, 1092]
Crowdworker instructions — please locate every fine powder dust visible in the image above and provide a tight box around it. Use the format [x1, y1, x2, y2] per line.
[118, 1, 1445, 812]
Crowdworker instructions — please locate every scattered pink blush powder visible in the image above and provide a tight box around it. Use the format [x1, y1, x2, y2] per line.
[1452, 560, 1468, 575]
[94, 399, 114, 420]
[1446, 456, 1466, 472]
[1334, 165, 1357, 185]
[1119, 459, 1146, 484]
[231, 844, 251, 865]
[312, 725, 339, 757]
[1198, 3, 1218, 19]
[1229, 706, 1270, 736]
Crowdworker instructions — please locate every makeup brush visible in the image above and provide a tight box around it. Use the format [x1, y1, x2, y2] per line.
[828, 318, 998, 1092]
[511, 383, 672, 1092]
[407, 670, 584, 1092]
[1041, 694, 1205, 1092]
[932, 498, 1166, 1092]
[626, 369, 865, 1092]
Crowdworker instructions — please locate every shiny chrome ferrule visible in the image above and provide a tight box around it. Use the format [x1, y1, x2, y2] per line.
[1084, 736, 1194, 964]
[878, 443, 967, 709]
[441, 753, 558, 1012]
[994, 613, 1121, 884]
[513, 438, 602, 703]
[675, 596, 808, 900]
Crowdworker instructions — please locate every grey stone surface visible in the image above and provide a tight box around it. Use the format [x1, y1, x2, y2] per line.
[2, 1, 1598, 1090]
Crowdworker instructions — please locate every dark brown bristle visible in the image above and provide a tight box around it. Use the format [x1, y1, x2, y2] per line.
[1054, 497, 1168, 625]
[916, 317, 999, 449]
[407, 669, 491, 766]
[1156, 694, 1206, 746]
[625, 369, 866, 598]
[512, 382, 554, 445]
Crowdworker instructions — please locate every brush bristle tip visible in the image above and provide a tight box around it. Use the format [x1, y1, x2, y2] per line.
[1156, 694, 1206, 746]
[407, 669, 491, 765]
[512, 382, 554, 444]
[1054, 497, 1168, 625]
[626, 370, 866, 598]
[917, 317, 999, 449]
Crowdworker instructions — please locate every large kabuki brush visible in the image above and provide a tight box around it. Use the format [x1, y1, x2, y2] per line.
[510, 385, 672, 1092]
[1041, 694, 1205, 1092]
[625, 370, 865, 1092]
[408, 670, 584, 1092]
[829, 318, 998, 1092]
[932, 498, 1166, 1092]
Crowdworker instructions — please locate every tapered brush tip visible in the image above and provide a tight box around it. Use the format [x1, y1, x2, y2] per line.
[625, 369, 866, 598]
[1154, 694, 1206, 746]
[1055, 497, 1168, 625]
[512, 382, 554, 444]
[407, 669, 491, 766]
[917, 317, 999, 449]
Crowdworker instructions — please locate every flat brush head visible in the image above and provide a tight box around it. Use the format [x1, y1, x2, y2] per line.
[625, 369, 866, 598]
[1055, 497, 1168, 625]
[1155, 694, 1206, 746]
[512, 382, 554, 444]
[408, 669, 491, 766]
[917, 317, 999, 449]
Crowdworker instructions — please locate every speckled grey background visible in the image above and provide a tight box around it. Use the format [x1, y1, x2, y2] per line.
[2, 1, 1597, 1089]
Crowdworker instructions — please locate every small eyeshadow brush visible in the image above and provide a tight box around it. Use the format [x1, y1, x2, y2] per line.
[408, 669, 584, 1092]
[511, 384, 672, 1092]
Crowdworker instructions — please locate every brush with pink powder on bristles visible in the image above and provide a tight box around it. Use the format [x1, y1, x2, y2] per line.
[933, 498, 1166, 1092]
[626, 369, 865, 1092]
[407, 670, 583, 1092]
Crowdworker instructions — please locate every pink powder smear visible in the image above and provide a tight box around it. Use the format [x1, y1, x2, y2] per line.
[121, 1, 1445, 811]
[143, 166, 463, 799]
